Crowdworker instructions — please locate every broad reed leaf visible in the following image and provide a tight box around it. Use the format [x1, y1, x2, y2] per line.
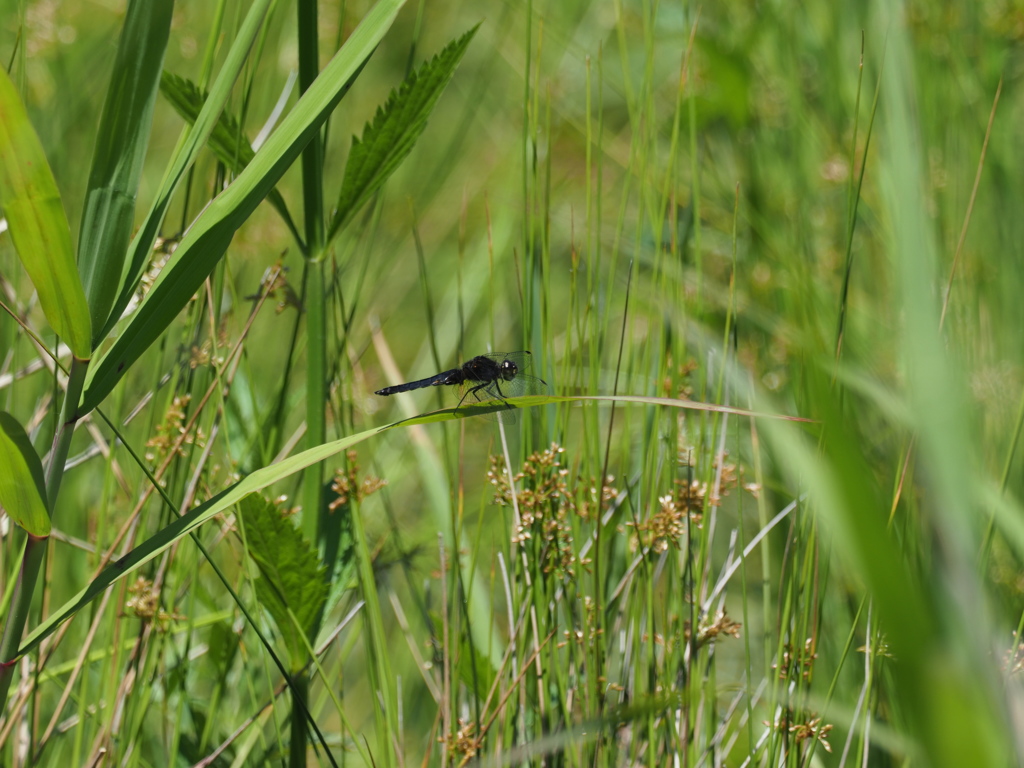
[81, 0, 406, 414]
[0, 68, 91, 359]
[0, 412, 50, 536]
[77, 0, 172, 344]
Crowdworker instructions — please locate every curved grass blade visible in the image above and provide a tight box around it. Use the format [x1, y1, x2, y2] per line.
[19, 423, 377, 655]
[377, 394, 815, 429]
[81, 0, 407, 414]
[0, 68, 91, 359]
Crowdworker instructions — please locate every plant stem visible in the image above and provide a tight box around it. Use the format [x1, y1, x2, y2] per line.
[295, 0, 325, 763]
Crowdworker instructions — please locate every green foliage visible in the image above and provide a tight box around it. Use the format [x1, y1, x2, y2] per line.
[93, 0, 275, 344]
[18, 421, 377, 655]
[0, 412, 50, 536]
[160, 72, 258, 172]
[3, 1, 1024, 766]
[239, 493, 328, 671]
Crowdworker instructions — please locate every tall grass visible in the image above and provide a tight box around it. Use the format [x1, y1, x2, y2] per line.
[1, 1, 1022, 766]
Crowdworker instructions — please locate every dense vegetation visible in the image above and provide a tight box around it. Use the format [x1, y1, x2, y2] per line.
[0, 1, 1022, 766]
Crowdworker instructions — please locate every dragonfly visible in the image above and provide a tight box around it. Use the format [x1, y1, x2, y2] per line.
[375, 351, 548, 422]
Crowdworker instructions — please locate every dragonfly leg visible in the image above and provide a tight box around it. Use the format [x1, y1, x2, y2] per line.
[456, 381, 511, 412]
[455, 384, 485, 409]
[483, 380, 513, 409]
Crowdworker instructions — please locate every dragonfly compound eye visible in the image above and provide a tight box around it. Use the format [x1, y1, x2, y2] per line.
[500, 361, 518, 381]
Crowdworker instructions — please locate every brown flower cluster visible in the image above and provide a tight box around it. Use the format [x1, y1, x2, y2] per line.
[696, 609, 742, 644]
[1002, 633, 1024, 676]
[440, 718, 482, 767]
[328, 450, 387, 510]
[248, 261, 302, 314]
[661, 356, 699, 399]
[488, 444, 616, 579]
[632, 479, 706, 553]
[679, 608, 742, 650]
[763, 713, 833, 754]
[186, 331, 227, 370]
[775, 638, 818, 681]
[125, 576, 184, 625]
[557, 596, 604, 654]
[145, 395, 206, 465]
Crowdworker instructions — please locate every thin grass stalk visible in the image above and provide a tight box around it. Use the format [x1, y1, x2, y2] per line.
[349, 493, 398, 766]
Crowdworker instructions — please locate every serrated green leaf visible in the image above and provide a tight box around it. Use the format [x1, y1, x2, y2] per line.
[80, 0, 407, 415]
[77, 0, 172, 344]
[0, 68, 92, 359]
[327, 25, 478, 244]
[160, 72, 258, 172]
[160, 71, 298, 240]
[0, 412, 50, 536]
[240, 493, 327, 670]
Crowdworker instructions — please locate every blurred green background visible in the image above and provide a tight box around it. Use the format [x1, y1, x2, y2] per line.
[2, 0, 1024, 765]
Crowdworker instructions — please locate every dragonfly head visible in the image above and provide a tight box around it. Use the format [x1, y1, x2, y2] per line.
[499, 360, 519, 381]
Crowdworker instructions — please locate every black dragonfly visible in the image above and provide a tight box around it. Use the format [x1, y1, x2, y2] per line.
[375, 351, 547, 422]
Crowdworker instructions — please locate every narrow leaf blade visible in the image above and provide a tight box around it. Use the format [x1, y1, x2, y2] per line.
[95, 0, 275, 344]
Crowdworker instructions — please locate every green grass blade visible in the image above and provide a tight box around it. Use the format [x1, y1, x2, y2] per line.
[77, 0, 173, 343]
[94, 0, 275, 344]
[377, 394, 809, 428]
[0, 68, 91, 359]
[0, 412, 50, 536]
[326, 25, 478, 245]
[81, 0, 407, 414]
[18, 422, 379, 654]
[18, 389, 781, 654]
